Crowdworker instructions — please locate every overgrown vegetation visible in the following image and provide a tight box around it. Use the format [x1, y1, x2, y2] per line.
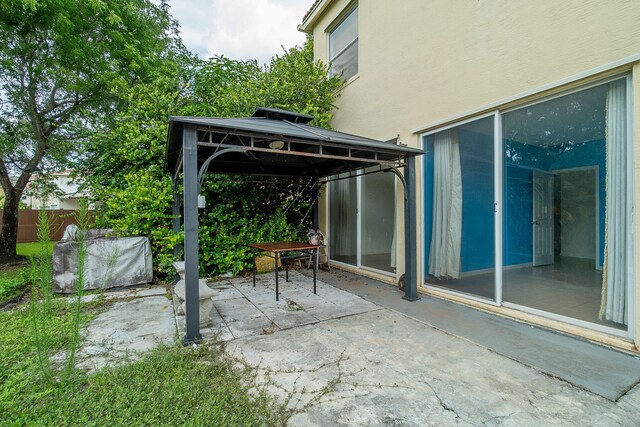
[1, 301, 289, 426]
[1, 0, 341, 276]
[0, 267, 27, 304]
[1, 208, 289, 426]
[79, 40, 341, 276]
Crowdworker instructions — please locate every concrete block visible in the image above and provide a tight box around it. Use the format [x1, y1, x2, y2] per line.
[174, 279, 217, 301]
[181, 298, 214, 327]
[173, 261, 186, 280]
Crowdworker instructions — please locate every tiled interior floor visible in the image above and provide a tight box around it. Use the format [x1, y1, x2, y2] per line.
[426, 257, 625, 330]
[182, 271, 382, 341]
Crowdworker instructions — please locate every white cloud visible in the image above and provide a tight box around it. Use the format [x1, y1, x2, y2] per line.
[169, 0, 311, 66]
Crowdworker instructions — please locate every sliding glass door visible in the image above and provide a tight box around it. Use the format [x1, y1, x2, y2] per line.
[329, 172, 357, 265]
[362, 170, 396, 272]
[423, 115, 495, 301]
[329, 170, 396, 274]
[502, 78, 630, 331]
[423, 76, 632, 334]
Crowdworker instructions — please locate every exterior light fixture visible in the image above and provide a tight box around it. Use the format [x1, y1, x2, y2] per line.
[269, 140, 285, 150]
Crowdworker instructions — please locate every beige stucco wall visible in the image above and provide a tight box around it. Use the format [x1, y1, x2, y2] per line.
[309, 0, 640, 142]
[305, 0, 640, 347]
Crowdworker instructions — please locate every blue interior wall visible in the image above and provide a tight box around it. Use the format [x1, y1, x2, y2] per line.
[504, 139, 605, 266]
[503, 165, 533, 265]
[459, 130, 494, 272]
[424, 135, 606, 275]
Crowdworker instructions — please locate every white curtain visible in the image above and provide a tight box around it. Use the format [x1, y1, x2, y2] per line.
[429, 129, 462, 278]
[600, 79, 628, 325]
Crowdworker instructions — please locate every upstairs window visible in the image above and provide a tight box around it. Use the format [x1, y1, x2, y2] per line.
[329, 4, 358, 80]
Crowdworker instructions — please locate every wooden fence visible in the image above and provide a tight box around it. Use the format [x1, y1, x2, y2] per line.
[0, 209, 93, 243]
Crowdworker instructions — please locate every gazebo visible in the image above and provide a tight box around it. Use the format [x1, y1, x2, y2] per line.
[165, 108, 424, 343]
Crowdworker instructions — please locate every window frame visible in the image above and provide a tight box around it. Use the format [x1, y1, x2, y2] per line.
[328, 3, 359, 80]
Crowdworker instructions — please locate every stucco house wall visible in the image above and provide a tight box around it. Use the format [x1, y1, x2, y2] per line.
[301, 0, 640, 349]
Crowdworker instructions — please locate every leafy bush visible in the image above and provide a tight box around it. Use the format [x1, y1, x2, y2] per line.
[99, 170, 181, 273]
[79, 38, 341, 278]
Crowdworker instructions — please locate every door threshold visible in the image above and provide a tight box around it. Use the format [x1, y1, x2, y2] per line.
[419, 286, 638, 354]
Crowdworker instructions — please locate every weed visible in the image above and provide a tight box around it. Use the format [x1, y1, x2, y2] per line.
[3, 204, 289, 425]
[28, 210, 55, 383]
[63, 203, 94, 381]
[0, 267, 29, 306]
[0, 311, 290, 426]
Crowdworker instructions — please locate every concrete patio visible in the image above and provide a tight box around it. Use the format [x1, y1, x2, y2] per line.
[172, 269, 640, 426]
[175, 270, 382, 341]
[77, 269, 640, 425]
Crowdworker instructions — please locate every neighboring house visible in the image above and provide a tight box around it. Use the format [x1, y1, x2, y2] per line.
[300, 0, 640, 351]
[23, 170, 87, 210]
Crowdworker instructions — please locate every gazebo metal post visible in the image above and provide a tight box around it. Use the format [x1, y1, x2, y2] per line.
[403, 155, 419, 301]
[182, 124, 202, 344]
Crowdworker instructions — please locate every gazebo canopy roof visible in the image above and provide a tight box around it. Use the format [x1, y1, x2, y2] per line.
[165, 108, 423, 178]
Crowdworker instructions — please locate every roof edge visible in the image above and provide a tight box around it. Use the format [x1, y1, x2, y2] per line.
[298, 0, 334, 33]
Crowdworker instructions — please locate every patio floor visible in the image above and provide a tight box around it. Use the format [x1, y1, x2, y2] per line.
[69, 270, 640, 426]
[172, 270, 640, 426]
[303, 268, 640, 402]
[175, 271, 382, 342]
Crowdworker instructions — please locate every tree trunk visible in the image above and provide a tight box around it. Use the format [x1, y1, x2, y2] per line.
[0, 189, 20, 260]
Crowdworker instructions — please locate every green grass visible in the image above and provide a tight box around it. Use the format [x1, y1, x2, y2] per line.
[16, 241, 55, 257]
[0, 298, 289, 426]
[0, 267, 28, 304]
[0, 242, 55, 305]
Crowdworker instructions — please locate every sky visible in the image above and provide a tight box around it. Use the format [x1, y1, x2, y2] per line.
[168, 0, 312, 66]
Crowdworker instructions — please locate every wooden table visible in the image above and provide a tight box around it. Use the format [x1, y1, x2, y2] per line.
[249, 241, 320, 301]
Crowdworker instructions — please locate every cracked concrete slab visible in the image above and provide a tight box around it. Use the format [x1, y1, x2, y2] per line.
[175, 271, 382, 342]
[227, 309, 640, 426]
[304, 269, 640, 401]
[198, 270, 640, 426]
[85, 271, 638, 425]
[72, 291, 175, 372]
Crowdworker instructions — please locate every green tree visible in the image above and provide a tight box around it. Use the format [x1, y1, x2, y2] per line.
[81, 39, 343, 275]
[0, 0, 180, 261]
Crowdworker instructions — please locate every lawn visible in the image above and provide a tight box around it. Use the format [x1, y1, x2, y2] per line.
[16, 241, 55, 257]
[0, 242, 55, 306]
